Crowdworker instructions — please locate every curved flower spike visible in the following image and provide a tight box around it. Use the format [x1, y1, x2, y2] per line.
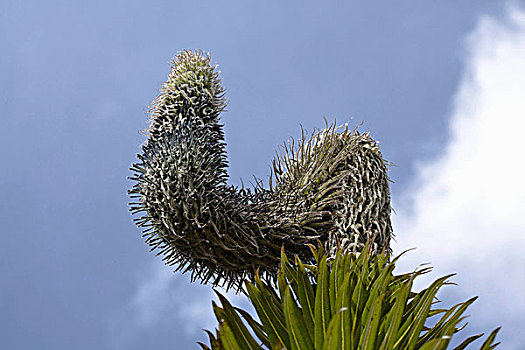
[129, 50, 393, 290]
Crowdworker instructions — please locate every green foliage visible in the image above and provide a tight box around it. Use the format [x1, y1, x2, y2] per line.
[202, 245, 500, 350]
[129, 50, 393, 290]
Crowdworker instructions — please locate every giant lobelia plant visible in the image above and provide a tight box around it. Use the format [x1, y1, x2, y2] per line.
[129, 50, 500, 348]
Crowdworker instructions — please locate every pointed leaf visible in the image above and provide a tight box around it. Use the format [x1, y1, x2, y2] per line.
[379, 277, 412, 350]
[246, 282, 289, 350]
[452, 334, 484, 350]
[234, 307, 271, 348]
[394, 274, 454, 349]
[283, 286, 315, 350]
[417, 338, 444, 350]
[416, 297, 478, 347]
[215, 292, 261, 350]
[334, 274, 351, 350]
[358, 292, 384, 350]
[295, 256, 316, 335]
[219, 321, 242, 350]
[315, 254, 331, 349]
[323, 308, 346, 350]
[479, 327, 501, 350]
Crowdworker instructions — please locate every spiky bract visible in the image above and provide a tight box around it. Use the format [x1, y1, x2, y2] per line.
[129, 50, 393, 290]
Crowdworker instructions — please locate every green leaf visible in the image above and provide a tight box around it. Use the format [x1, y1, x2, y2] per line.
[234, 307, 271, 348]
[215, 292, 261, 350]
[350, 266, 367, 344]
[379, 277, 412, 350]
[417, 338, 444, 350]
[358, 293, 384, 350]
[315, 254, 331, 349]
[197, 342, 212, 350]
[479, 327, 501, 350]
[295, 256, 316, 335]
[307, 243, 321, 263]
[277, 266, 288, 301]
[334, 274, 351, 350]
[329, 250, 345, 316]
[452, 334, 484, 350]
[322, 307, 350, 350]
[199, 329, 221, 350]
[421, 318, 459, 350]
[358, 259, 393, 350]
[395, 274, 454, 350]
[283, 286, 315, 350]
[280, 247, 295, 284]
[416, 297, 478, 348]
[246, 281, 289, 350]
[219, 321, 242, 350]
[279, 249, 314, 337]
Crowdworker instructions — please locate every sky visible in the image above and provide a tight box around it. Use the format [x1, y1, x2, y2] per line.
[1, 1, 524, 349]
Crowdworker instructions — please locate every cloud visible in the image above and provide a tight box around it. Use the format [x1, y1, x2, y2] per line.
[107, 261, 252, 349]
[393, 4, 525, 348]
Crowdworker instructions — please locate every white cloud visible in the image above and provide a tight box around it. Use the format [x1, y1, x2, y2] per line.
[393, 5, 525, 348]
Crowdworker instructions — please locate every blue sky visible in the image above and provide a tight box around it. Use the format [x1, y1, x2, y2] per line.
[1, 1, 524, 349]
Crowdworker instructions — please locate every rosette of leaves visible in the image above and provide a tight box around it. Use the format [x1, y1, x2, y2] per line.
[201, 244, 501, 350]
[129, 50, 393, 290]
